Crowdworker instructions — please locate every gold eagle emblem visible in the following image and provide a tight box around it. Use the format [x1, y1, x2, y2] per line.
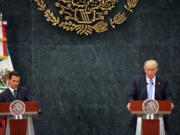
[34, 0, 139, 35]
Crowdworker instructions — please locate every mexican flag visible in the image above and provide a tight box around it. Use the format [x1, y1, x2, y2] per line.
[0, 19, 14, 92]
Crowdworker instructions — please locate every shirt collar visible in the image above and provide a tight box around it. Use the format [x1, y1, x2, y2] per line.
[146, 76, 156, 84]
[8, 86, 17, 94]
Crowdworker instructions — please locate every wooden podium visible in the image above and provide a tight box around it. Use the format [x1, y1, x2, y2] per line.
[129, 100, 172, 135]
[0, 101, 39, 135]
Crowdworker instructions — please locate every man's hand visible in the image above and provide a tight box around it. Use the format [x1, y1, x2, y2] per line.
[171, 103, 174, 110]
[127, 102, 131, 111]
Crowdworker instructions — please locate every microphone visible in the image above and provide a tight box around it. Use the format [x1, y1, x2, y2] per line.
[146, 81, 162, 100]
[139, 83, 148, 99]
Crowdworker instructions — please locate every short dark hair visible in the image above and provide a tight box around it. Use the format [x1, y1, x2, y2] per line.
[8, 71, 21, 80]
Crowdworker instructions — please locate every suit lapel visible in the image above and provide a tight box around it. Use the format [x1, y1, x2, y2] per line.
[140, 76, 148, 99]
[16, 87, 20, 100]
[7, 89, 16, 101]
[155, 76, 162, 100]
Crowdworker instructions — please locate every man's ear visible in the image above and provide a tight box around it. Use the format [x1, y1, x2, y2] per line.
[156, 68, 158, 73]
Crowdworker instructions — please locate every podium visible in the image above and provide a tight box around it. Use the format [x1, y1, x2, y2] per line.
[0, 101, 39, 135]
[129, 100, 172, 135]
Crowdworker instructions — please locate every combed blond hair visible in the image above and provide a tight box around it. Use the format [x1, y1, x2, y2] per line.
[144, 59, 158, 68]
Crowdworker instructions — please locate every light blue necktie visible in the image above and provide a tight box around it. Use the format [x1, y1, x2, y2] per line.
[148, 79, 153, 99]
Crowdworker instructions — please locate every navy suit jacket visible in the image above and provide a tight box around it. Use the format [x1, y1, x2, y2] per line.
[128, 75, 173, 132]
[128, 75, 173, 102]
[0, 87, 32, 102]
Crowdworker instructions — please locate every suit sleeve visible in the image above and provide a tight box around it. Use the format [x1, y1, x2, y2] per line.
[163, 81, 173, 101]
[127, 78, 137, 102]
[0, 92, 6, 102]
[23, 88, 32, 101]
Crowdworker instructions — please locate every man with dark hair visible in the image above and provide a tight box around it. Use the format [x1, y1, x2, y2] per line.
[0, 71, 32, 102]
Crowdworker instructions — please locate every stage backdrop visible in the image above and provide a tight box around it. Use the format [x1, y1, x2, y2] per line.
[0, 0, 180, 134]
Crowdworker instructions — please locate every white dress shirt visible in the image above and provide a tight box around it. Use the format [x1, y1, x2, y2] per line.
[146, 76, 156, 99]
[8, 86, 17, 96]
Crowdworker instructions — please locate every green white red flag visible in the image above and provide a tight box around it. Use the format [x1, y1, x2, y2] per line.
[0, 16, 14, 92]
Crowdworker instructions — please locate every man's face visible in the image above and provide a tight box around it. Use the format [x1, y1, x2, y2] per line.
[8, 75, 20, 89]
[144, 66, 158, 79]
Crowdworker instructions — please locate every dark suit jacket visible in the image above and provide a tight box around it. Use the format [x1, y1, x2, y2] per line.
[127, 75, 173, 132]
[128, 75, 173, 101]
[0, 87, 32, 102]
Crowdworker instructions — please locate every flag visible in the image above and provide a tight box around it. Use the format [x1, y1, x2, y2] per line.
[0, 17, 14, 92]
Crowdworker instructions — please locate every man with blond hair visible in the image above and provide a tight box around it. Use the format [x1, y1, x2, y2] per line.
[127, 59, 174, 134]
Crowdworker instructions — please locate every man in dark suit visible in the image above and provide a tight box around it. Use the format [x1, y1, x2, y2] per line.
[0, 71, 32, 102]
[127, 59, 174, 134]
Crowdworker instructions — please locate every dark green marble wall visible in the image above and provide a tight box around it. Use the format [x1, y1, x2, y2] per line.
[1, 0, 180, 134]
